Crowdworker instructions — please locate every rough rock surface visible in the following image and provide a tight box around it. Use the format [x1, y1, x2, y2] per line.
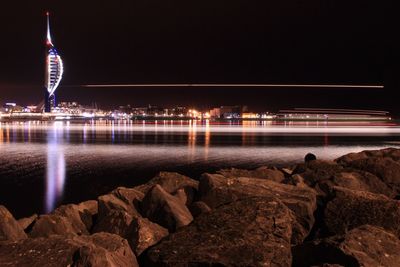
[130, 217, 169, 256]
[93, 191, 142, 235]
[29, 202, 97, 238]
[293, 160, 394, 197]
[293, 225, 400, 267]
[0, 205, 27, 242]
[134, 172, 198, 195]
[0, 232, 138, 267]
[336, 150, 400, 195]
[199, 174, 317, 244]
[217, 166, 285, 182]
[189, 201, 212, 217]
[144, 196, 295, 267]
[325, 187, 400, 237]
[17, 214, 38, 231]
[141, 185, 193, 232]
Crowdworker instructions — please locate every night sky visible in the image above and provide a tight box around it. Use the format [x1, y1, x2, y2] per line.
[0, 1, 395, 113]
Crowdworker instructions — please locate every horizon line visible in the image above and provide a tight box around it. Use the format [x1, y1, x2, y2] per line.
[79, 83, 384, 89]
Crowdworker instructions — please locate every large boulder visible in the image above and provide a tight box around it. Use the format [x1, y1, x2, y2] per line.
[0, 205, 27, 242]
[293, 159, 394, 198]
[29, 201, 97, 238]
[198, 174, 317, 244]
[141, 185, 193, 232]
[292, 225, 400, 267]
[217, 166, 285, 183]
[0, 232, 138, 267]
[93, 191, 142, 235]
[134, 172, 198, 195]
[336, 153, 400, 195]
[325, 187, 400, 237]
[144, 196, 295, 267]
[130, 217, 169, 256]
[335, 148, 400, 163]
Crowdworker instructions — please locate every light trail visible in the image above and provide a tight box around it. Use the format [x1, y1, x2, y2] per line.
[80, 84, 384, 89]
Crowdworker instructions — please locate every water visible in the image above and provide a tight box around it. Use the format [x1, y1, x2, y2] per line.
[1, 119, 400, 218]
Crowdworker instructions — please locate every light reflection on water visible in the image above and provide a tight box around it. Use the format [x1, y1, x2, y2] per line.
[45, 122, 66, 213]
[0, 119, 400, 217]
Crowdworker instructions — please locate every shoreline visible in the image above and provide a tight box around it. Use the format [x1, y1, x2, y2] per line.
[1, 147, 400, 266]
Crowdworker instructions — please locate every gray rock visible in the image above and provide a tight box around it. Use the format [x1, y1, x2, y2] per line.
[0, 232, 138, 267]
[141, 185, 193, 232]
[144, 196, 295, 267]
[198, 174, 317, 244]
[0, 205, 27, 242]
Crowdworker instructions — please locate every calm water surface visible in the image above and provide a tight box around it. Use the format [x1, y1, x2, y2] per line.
[1, 119, 400, 218]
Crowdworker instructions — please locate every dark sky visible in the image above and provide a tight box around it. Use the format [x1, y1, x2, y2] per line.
[0, 1, 395, 113]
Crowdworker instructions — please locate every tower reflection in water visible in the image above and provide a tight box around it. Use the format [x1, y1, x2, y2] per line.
[45, 122, 66, 213]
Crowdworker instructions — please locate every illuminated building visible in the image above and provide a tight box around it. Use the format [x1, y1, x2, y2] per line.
[44, 12, 64, 112]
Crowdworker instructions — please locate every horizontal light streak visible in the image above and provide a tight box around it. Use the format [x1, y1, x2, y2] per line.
[81, 84, 384, 89]
[1, 123, 399, 135]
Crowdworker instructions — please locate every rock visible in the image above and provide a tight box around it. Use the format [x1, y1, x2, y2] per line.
[198, 174, 317, 244]
[141, 185, 193, 232]
[336, 154, 400, 195]
[29, 214, 81, 238]
[134, 172, 198, 195]
[111, 187, 144, 207]
[73, 233, 139, 267]
[130, 217, 169, 256]
[217, 166, 285, 183]
[325, 187, 400, 237]
[305, 153, 317, 162]
[292, 225, 400, 267]
[173, 187, 196, 206]
[93, 192, 142, 234]
[284, 174, 309, 188]
[189, 201, 212, 218]
[29, 202, 97, 238]
[0, 232, 138, 267]
[293, 160, 394, 198]
[17, 214, 38, 231]
[336, 148, 400, 163]
[0, 205, 27, 242]
[144, 196, 295, 267]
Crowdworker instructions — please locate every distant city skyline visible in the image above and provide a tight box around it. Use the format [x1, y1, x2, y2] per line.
[0, 1, 395, 113]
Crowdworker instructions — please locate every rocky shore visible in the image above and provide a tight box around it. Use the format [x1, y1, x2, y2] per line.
[1, 148, 400, 266]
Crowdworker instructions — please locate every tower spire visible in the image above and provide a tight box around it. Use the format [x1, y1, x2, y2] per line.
[46, 12, 53, 46]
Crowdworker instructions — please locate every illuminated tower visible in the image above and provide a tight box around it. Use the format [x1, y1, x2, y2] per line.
[44, 12, 64, 112]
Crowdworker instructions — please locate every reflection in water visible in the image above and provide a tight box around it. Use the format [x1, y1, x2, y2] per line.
[45, 122, 66, 213]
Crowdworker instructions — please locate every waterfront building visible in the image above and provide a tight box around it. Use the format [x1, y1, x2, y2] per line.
[44, 12, 64, 112]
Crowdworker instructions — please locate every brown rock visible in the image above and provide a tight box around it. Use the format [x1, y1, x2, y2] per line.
[292, 225, 400, 267]
[130, 217, 169, 256]
[93, 193, 141, 234]
[17, 214, 38, 231]
[144, 196, 295, 267]
[29, 214, 81, 238]
[0, 205, 27, 242]
[0, 232, 138, 267]
[198, 174, 317, 244]
[325, 187, 400, 237]
[337, 155, 400, 195]
[189, 201, 212, 218]
[141, 185, 193, 232]
[29, 202, 97, 238]
[217, 166, 285, 182]
[293, 159, 394, 198]
[134, 171, 198, 195]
